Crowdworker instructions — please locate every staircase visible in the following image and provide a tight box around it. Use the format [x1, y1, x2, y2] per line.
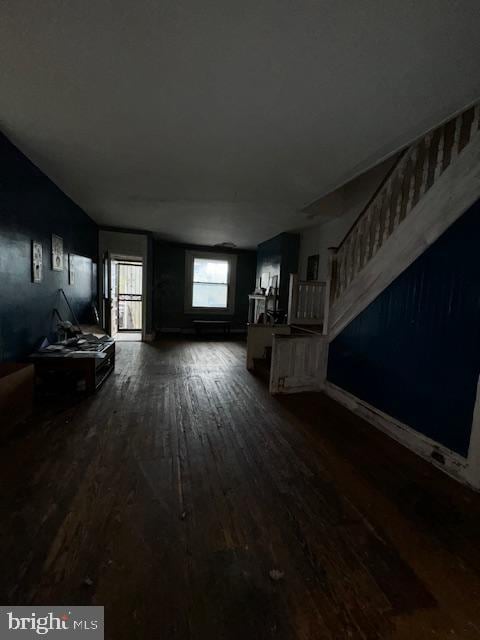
[266, 101, 480, 397]
[277, 102, 480, 350]
[317, 100, 480, 489]
[328, 102, 480, 340]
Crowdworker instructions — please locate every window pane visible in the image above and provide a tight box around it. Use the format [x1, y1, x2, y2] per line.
[118, 264, 142, 294]
[192, 283, 228, 308]
[193, 258, 228, 284]
[118, 299, 142, 329]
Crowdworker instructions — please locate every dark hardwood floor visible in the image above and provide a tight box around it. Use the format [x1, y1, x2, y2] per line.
[2, 339, 480, 639]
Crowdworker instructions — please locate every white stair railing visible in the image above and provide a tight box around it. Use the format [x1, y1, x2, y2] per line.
[287, 274, 327, 329]
[330, 102, 480, 304]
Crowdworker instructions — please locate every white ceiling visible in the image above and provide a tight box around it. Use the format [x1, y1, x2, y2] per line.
[1, 1, 479, 248]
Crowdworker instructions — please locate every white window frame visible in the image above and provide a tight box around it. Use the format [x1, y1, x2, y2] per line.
[184, 250, 237, 315]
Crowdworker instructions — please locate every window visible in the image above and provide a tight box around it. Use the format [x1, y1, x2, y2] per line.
[185, 251, 237, 314]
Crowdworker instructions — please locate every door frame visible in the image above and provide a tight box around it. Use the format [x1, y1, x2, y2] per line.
[102, 250, 112, 336]
[115, 260, 143, 332]
[109, 253, 144, 339]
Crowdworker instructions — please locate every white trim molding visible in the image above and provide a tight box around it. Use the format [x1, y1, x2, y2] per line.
[324, 380, 480, 491]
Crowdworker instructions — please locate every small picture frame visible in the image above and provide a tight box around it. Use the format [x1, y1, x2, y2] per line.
[68, 253, 75, 285]
[32, 241, 43, 283]
[52, 234, 64, 271]
[306, 254, 319, 281]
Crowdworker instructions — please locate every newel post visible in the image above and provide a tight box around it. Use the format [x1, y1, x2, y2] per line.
[287, 273, 298, 325]
[323, 248, 337, 336]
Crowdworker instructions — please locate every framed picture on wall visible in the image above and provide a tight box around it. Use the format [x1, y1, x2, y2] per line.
[68, 253, 75, 285]
[32, 241, 43, 283]
[52, 234, 64, 271]
[306, 254, 319, 281]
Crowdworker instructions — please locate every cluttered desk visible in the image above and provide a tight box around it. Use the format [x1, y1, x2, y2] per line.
[30, 332, 115, 394]
[29, 289, 115, 394]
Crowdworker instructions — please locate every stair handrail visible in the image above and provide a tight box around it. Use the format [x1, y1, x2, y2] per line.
[336, 150, 407, 252]
[329, 102, 480, 305]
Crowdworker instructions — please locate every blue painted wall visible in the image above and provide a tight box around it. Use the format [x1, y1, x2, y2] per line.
[256, 232, 300, 315]
[0, 133, 98, 361]
[328, 200, 480, 457]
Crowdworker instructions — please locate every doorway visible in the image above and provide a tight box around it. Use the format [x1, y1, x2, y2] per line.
[110, 258, 143, 341]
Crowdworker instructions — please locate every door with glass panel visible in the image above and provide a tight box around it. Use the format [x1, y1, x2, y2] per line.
[116, 262, 143, 331]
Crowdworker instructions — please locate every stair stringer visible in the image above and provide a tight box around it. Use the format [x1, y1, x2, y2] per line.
[328, 129, 480, 342]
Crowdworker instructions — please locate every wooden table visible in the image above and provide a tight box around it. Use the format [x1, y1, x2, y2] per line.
[192, 320, 232, 337]
[30, 341, 115, 394]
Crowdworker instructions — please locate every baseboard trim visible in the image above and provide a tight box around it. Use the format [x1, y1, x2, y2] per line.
[157, 327, 247, 335]
[324, 381, 478, 490]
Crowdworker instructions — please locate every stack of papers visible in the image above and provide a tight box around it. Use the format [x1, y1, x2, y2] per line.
[32, 333, 113, 358]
